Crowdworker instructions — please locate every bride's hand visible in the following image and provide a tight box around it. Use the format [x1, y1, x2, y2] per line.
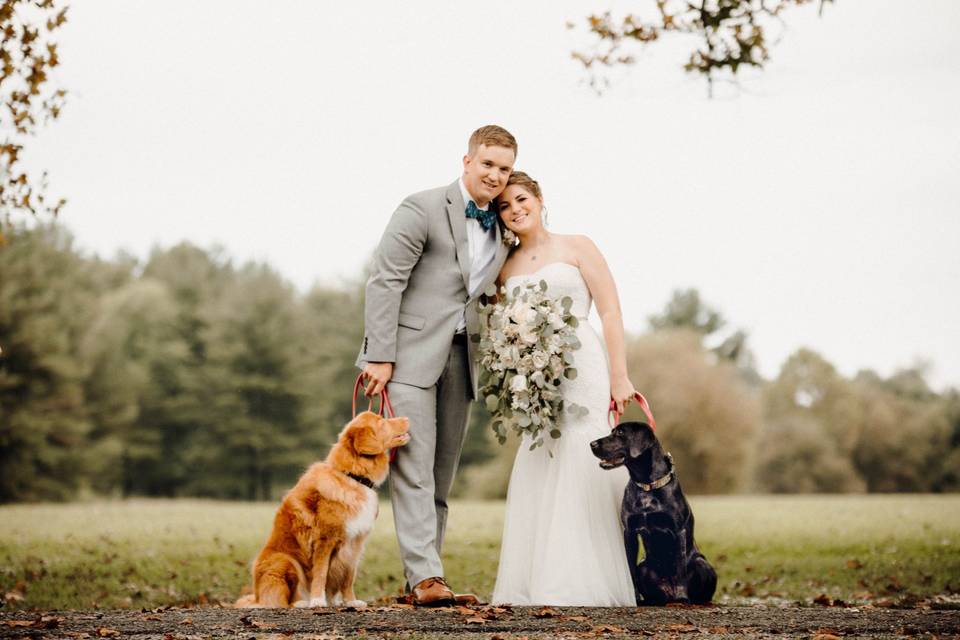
[610, 375, 638, 416]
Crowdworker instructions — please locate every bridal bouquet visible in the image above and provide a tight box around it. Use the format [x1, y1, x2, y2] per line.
[476, 279, 588, 450]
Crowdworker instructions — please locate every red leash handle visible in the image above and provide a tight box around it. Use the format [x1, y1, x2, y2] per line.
[352, 374, 394, 418]
[608, 392, 657, 430]
[353, 373, 399, 462]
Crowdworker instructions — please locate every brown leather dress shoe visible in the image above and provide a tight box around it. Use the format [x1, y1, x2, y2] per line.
[411, 577, 456, 607]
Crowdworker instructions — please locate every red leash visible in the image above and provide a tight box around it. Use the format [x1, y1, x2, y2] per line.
[352, 374, 399, 461]
[608, 392, 657, 431]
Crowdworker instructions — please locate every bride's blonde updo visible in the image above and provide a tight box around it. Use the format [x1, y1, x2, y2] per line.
[504, 171, 542, 199]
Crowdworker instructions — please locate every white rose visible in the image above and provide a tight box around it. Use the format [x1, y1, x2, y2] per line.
[548, 312, 565, 330]
[531, 350, 549, 370]
[510, 375, 528, 393]
[549, 355, 564, 378]
[530, 370, 545, 389]
[517, 355, 534, 376]
[548, 334, 563, 354]
[519, 323, 540, 344]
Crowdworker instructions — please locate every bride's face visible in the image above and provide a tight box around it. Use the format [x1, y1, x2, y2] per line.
[497, 185, 543, 234]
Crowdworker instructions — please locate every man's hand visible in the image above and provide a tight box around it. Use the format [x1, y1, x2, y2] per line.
[363, 362, 394, 397]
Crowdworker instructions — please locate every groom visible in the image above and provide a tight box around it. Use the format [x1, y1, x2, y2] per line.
[357, 125, 516, 605]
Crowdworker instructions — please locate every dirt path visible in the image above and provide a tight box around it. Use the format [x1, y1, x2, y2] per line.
[2, 604, 958, 639]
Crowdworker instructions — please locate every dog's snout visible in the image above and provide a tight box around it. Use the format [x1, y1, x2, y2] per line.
[590, 439, 600, 452]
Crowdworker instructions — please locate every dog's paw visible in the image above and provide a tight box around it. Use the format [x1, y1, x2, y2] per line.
[308, 597, 328, 608]
[344, 599, 367, 608]
[292, 599, 311, 608]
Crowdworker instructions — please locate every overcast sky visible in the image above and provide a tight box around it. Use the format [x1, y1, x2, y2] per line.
[24, 0, 960, 389]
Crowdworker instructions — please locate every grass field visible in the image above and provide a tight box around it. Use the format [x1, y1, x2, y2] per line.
[1, 496, 958, 610]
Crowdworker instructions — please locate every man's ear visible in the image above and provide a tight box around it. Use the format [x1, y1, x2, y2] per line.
[353, 425, 384, 456]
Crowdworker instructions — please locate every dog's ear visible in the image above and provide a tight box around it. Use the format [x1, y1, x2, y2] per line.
[627, 422, 656, 459]
[353, 424, 385, 455]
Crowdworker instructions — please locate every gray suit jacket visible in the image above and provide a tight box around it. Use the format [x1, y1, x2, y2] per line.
[357, 180, 509, 398]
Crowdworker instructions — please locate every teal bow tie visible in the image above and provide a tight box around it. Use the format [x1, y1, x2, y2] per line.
[465, 200, 496, 231]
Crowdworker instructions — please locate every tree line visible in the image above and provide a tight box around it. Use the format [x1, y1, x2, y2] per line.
[1, 224, 957, 502]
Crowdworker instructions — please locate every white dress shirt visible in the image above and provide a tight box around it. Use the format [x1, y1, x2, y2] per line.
[457, 178, 499, 332]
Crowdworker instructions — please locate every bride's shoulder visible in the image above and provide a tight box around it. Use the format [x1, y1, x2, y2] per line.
[555, 234, 599, 256]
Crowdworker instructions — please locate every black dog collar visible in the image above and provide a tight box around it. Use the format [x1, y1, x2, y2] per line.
[634, 452, 675, 492]
[346, 472, 376, 489]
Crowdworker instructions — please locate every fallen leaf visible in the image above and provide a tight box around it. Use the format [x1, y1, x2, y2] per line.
[35, 616, 61, 629]
[708, 627, 731, 633]
[813, 634, 841, 640]
[144, 615, 162, 621]
[846, 559, 863, 570]
[563, 615, 590, 622]
[4, 620, 34, 628]
[465, 616, 487, 624]
[179, 617, 193, 625]
[813, 593, 834, 606]
[455, 605, 477, 615]
[592, 624, 627, 634]
[96, 628, 121, 637]
[664, 623, 698, 632]
[534, 607, 560, 618]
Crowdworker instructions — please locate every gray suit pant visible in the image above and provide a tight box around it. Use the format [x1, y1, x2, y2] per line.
[387, 339, 472, 589]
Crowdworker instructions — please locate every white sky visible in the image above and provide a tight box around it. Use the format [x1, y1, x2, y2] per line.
[24, 0, 960, 389]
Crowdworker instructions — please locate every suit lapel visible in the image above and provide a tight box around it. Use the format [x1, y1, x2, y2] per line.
[445, 180, 472, 291]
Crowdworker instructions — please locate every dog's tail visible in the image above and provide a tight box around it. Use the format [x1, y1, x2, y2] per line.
[234, 593, 257, 608]
[236, 551, 311, 607]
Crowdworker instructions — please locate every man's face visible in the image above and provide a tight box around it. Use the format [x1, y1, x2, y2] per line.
[462, 144, 516, 207]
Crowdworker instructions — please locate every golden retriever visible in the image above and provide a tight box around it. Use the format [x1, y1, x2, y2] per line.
[235, 411, 410, 608]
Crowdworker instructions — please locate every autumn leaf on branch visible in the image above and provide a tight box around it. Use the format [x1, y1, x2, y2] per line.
[571, 0, 833, 95]
[1, 0, 68, 233]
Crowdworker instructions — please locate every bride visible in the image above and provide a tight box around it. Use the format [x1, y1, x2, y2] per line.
[490, 171, 639, 606]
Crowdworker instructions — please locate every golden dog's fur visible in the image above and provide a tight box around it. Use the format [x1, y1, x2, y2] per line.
[235, 411, 410, 608]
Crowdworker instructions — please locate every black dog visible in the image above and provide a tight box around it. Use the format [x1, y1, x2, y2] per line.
[590, 421, 717, 605]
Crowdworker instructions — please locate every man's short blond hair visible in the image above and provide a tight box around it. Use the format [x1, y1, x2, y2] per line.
[467, 125, 517, 157]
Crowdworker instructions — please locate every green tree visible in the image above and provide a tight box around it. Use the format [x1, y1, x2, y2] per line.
[80, 278, 189, 496]
[299, 284, 366, 447]
[849, 366, 954, 492]
[758, 348, 865, 492]
[624, 328, 760, 493]
[0, 225, 93, 500]
[190, 263, 315, 500]
[754, 414, 865, 493]
[649, 288, 759, 381]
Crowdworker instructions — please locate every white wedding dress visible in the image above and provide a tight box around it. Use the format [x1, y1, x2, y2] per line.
[491, 262, 635, 606]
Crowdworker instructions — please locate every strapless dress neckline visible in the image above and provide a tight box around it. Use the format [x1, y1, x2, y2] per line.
[504, 261, 580, 285]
